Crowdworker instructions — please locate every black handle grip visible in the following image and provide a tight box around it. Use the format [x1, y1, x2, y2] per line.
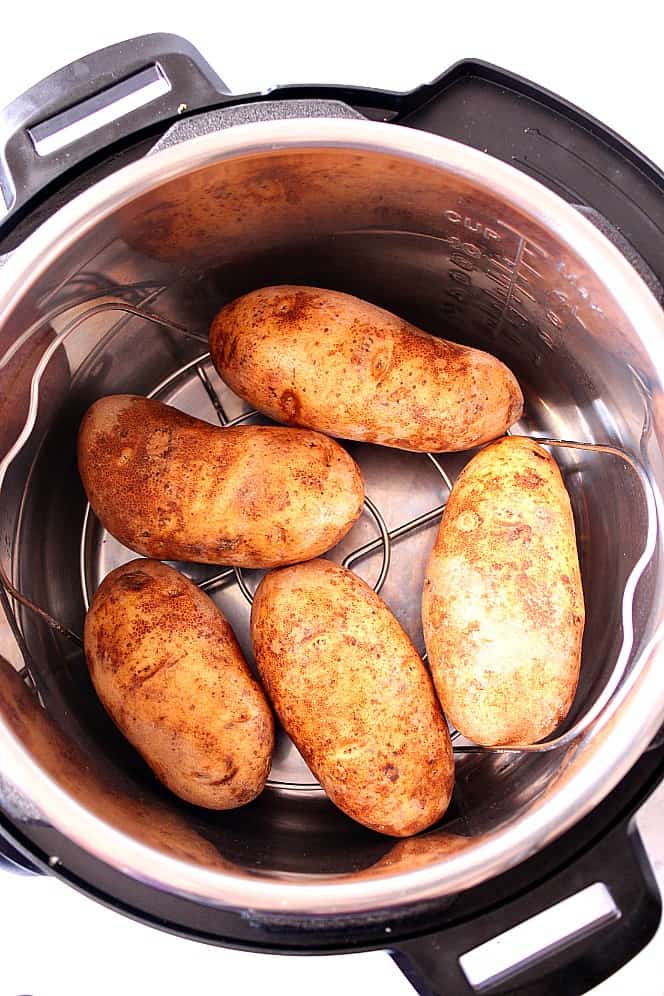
[0, 33, 229, 224]
[392, 819, 661, 996]
[0, 830, 39, 874]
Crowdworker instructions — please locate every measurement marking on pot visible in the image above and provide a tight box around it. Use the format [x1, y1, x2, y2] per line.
[496, 219, 547, 257]
[488, 236, 524, 338]
[483, 224, 559, 339]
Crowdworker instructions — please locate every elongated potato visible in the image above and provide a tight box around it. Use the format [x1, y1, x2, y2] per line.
[251, 559, 454, 836]
[78, 395, 364, 568]
[0, 655, 244, 869]
[422, 436, 584, 746]
[210, 285, 523, 451]
[84, 559, 274, 808]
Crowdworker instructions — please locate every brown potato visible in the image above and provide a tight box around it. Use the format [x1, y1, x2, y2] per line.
[0, 655, 244, 869]
[209, 285, 523, 452]
[422, 436, 584, 746]
[78, 394, 364, 568]
[84, 559, 274, 809]
[251, 559, 454, 837]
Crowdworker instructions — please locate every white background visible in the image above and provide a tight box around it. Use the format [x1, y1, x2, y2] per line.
[2, 1, 664, 171]
[1, 2, 663, 994]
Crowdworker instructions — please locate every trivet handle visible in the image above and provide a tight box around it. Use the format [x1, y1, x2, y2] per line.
[391, 819, 660, 996]
[0, 34, 229, 226]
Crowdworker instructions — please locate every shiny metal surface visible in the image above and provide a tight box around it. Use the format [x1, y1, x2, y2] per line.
[0, 119, 663, 915]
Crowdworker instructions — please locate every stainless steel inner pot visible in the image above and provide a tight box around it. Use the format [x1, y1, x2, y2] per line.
[1, 118, 664, 916]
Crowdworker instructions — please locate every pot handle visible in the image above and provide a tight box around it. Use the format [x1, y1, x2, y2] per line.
[391, 819, 661, 996]
[0, 33, 229, 225]
[0, 832, 39, 874]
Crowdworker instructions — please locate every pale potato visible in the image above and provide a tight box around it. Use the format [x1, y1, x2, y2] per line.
[209, 285, 523, 452]
[251, 559, 454, 837]
[84, 559, 274, 809]
[422, 436, 584, 746]
[78, 395, 364, 568]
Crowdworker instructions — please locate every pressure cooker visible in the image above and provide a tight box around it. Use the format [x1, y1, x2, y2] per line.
[1, 33, 663, 996]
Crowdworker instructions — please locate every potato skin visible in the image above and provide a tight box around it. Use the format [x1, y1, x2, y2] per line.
[78, 394, 364, 568]
[251, 559, 454, 836]
[422, 436, 585, 746]
[209, 285, 523, 452]
[84, 559, 274, 809]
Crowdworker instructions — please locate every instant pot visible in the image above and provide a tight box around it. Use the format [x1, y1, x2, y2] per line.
[1, 33, 664, 996]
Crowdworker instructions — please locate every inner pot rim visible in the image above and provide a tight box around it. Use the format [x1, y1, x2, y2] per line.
[1, 117, 663, 916]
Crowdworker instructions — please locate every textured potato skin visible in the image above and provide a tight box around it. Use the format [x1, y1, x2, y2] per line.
[422, 436, 585, 746]
[78, 394, 364, 567]
[84, 559, 274, 808]
[251, 559, 454, 836]
[209, 285, 523, 452]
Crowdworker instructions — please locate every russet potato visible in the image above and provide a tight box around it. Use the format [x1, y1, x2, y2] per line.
[423, 436, 584, 746]
[210, 285, 523, 452]
[84, 559, 274, 809]
[78, 394, 364, 568]
[251, 559, 454, 836]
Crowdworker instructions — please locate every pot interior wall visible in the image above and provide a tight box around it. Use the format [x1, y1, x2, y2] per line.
[0, 141, 660, 884]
